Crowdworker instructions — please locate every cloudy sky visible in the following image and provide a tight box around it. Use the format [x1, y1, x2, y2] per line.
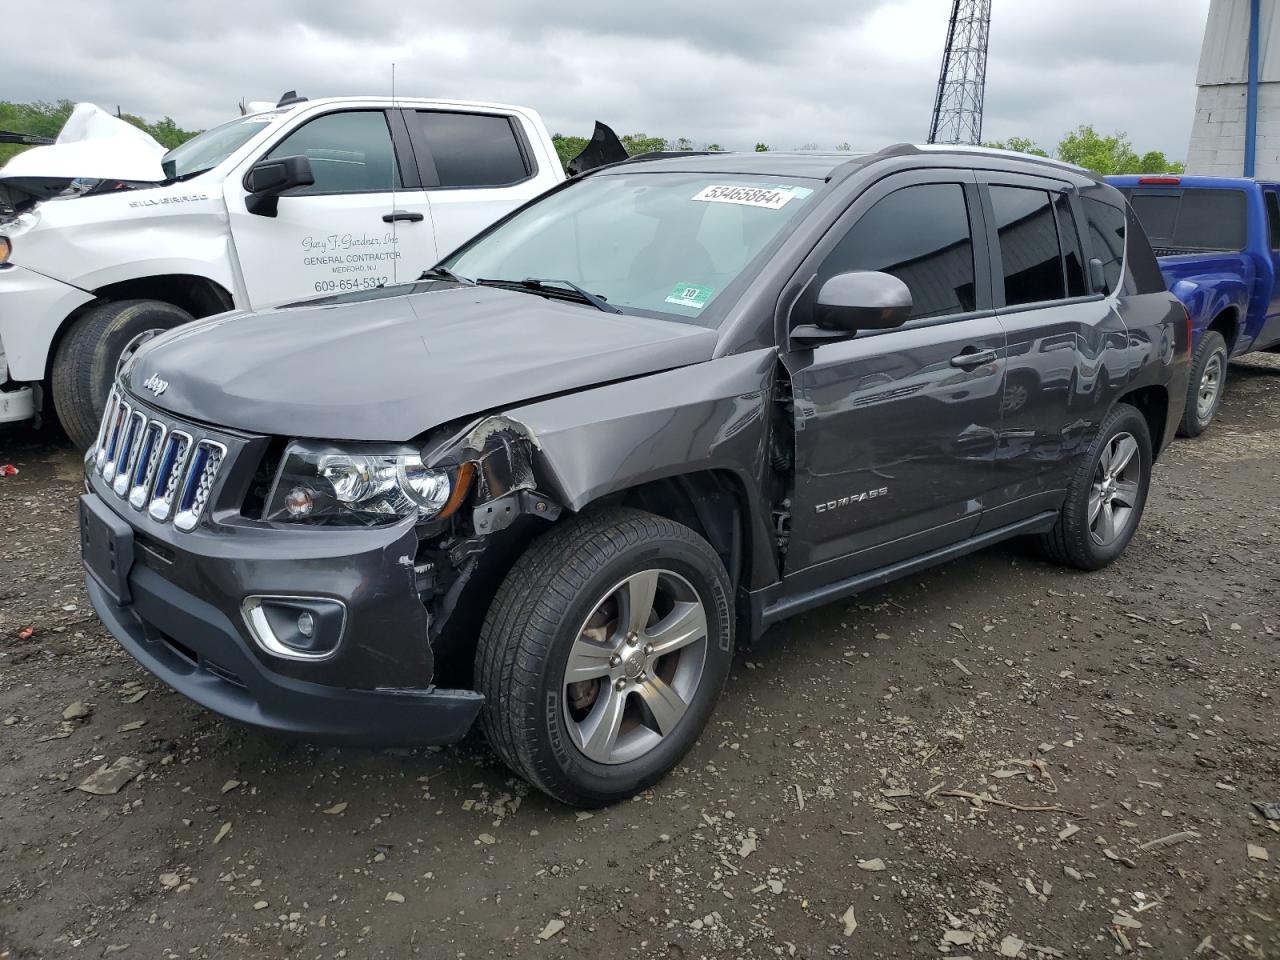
[10, 0, 1211, 158]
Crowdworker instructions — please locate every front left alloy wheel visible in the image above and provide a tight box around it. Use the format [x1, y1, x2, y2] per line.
[476, 508, 733, 807]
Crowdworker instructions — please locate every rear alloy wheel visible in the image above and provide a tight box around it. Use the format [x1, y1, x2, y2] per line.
[1037, 402, 1152, 571]
[476, 509, 733, 807]
[1178, 330, 1228, 438]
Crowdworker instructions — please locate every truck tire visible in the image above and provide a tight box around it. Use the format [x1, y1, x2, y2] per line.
[51, 299, 193, 449]
[1178, 330, 1228, 438]
[475, 508, 734, 807]
[1036, 403, 1152, 571]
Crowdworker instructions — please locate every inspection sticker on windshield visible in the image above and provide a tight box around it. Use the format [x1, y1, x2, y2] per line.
[692, 184, 803, 210]
[666, 283, 715, 309]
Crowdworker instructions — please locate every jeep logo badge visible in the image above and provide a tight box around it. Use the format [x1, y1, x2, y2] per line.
[142, 373, 169, 397]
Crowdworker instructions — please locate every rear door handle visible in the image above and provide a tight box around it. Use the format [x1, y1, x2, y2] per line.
[950, 348, 998, 368]
[382, 210, 425, 223]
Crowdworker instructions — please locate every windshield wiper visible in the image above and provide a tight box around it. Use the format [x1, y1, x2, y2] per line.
[475, 277, 621, 313]
[418, 265, 475, 285]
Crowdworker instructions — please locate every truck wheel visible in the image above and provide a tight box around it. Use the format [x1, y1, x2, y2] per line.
[51, 299, 194, 449]
[1178, 330, 1228, 438]
[1037, 403, 1152, 571]
[475, 508, 734, 807]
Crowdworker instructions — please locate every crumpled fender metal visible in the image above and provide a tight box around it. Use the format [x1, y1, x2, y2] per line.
[498, 348, 782, 590]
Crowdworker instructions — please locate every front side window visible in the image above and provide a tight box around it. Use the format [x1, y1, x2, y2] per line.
[813, 182, 977, 321]
[1054, 193, 1087, 297]
[266, 111, 401, 195]
[413, 111, 529, 188]
[990, 186, 1066, 307]
[445, 173, 817, 323]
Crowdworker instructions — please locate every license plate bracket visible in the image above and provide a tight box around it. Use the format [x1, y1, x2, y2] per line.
[80, 494, 135, 605]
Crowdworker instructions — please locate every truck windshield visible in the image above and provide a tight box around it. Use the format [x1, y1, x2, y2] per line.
[444, 172, 818, 324]
[160, 114, 278, 180]
[1122, 188, 1247, 253]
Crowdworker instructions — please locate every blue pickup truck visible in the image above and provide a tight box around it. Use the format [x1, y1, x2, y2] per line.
[1106, 175, 1280, 435]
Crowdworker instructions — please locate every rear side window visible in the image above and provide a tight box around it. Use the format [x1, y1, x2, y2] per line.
[1127, 188, 1247, 252]
[267, 111, 401, 195]
[1082, 197, 1126, 292]
[815, 182, 976, 320]
[989, 186, 1066, 306]
[412, 111, 530, 188]
[1266, 190, 1280, 250]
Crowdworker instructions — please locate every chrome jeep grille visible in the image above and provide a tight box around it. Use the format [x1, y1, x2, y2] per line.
[90, 387, 229, 532]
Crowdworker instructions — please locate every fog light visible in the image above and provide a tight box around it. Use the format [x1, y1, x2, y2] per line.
[241, 596, 346, 660]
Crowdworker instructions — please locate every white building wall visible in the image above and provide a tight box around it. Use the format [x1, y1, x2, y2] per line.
[1186, 0, 1280, 177]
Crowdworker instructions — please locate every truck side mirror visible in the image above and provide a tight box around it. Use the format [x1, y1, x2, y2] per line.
[791, 271, 913, 347]
[243, 155, 315, 217]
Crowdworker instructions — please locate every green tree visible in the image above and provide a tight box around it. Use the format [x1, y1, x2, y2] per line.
[620, 133, 665, 155]
[836, 142, 852, 152]
[667, 136, 695, 152]
[1054, 125, 1184, 175]
[2, 99, 201, 166]
[982, 136, 1049, 157]
[551, 133, 589, 170]
[754, 142, 770, 152]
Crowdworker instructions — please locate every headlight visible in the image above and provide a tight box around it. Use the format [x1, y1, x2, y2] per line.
[263, 441, 473, 526]
[0, 236, 10, 264]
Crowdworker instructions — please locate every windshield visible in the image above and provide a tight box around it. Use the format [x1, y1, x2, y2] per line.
[161, 114, 278, 179]
[445, 172, 819, 324]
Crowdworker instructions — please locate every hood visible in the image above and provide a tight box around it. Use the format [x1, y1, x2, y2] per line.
[125, 282, 719, 441]
[0, 104, 166, 184]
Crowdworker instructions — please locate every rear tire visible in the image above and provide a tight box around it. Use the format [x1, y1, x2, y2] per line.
[1037, 403, 1152, 571]
[51, 299, 193, 449]
[1178, 330, 1228, 438]
[475, 508, 733, 807]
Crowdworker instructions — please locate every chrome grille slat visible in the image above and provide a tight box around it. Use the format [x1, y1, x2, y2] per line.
[148, 431, 193, 522]
[129, 420, 167, 509]
[93, 386, 229, 533]
[112, 410, 146, 496]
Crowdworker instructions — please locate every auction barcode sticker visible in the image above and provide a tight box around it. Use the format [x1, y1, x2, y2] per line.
[692, 184, 799, 209]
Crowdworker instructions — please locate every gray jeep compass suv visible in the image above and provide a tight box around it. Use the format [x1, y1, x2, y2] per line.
[81, 145, 1189, 806]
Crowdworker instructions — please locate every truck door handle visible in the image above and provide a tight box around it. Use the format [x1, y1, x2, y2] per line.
[382, 210, 424, 223]
[950, 348, 997, 368]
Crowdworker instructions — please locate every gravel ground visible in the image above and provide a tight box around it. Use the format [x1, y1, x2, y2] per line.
[1, 357, 1278, 960]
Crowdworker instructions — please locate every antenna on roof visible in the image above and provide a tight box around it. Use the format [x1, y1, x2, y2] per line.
[276, 90, 308, 108]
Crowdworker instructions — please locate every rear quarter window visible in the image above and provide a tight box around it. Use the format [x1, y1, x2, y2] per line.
[1081, 193, 1165, 296]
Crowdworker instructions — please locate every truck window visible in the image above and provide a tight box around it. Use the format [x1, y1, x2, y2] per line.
[1082, 197, 1126, 293]
[989, 186, 1066, 306]
[1266, 191, 1280, 250]
[814, 183, 976, 320]
[1127, 188, 1247, 253]
[266, 111, 402, 195]
[411, 111, 530, 188]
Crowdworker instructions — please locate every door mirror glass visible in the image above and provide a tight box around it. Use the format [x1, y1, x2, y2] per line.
[814, 270, 913, 332]
[244, 155, 314, 217]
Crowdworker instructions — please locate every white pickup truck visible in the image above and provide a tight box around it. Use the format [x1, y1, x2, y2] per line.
[0, 94, 565, 447]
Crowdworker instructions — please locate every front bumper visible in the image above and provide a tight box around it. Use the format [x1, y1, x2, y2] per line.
[81, 471, 483, 746]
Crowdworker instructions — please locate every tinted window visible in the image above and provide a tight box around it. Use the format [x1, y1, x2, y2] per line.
[1126, 188, 1246, 252]
[267, 111, 400, 194]
[414, 112, 529, 187]
[1267, 191, 1280, 250]
[816, 183, 976, 320]
[1083, 196, 1126, 292]
[1054, 193, 1087, 298]
[990, 186, 1066, 306]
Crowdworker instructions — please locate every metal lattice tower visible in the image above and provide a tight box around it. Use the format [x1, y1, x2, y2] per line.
[928, 0, 992, 145]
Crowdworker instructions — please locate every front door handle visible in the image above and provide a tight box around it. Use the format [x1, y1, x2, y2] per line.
[950, 348, 998, 369]
[382, 210, 425, 223]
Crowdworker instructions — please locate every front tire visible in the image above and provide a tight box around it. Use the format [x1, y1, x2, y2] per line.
[1178, 330, 1228, 438]
[1037, 403, 1152, 571]
[475, 509, 734, 807]
[51, 299, 194, 449]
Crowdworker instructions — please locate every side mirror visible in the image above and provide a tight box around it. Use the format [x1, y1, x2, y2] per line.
[243, 155, 315, 217]
[1087, 257, 1108, 294]
[791, 271, 912, 347]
